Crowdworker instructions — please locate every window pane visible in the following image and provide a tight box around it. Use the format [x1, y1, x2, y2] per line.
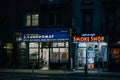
[6, 43, 13, 49]
[65, 42, 69, 47]
[56, 12, 63, 25]
[83, 11, 92, 32]
[19, 42, 26, 49]
[53, 48, 59, 52]
[86, 15, 91, 23]
[26, 20, 31, 26]
[25, 15, 31, 26]
[32, 20, 39, 26]
[27, 15, 31, 19]
[24, 14, 39, 26]
[32, 14, 39, 19]
[50, 48, 59, 63]
[48, 12, 55, 25]
[60, 48, 69, 63]
[29, 49, 38, 62]
[58, 42, 64, 47]
[52, 42, 58, 47]
[29, 42, 38, 48]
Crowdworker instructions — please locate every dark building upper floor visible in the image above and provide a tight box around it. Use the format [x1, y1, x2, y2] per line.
[72, 0, 120, 35]
[0, 0, 120, 42]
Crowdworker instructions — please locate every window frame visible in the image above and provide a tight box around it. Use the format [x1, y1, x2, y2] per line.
[47, 11, 64, 26]
[82, 10, 93, 33]
[24, 13, 39, 27]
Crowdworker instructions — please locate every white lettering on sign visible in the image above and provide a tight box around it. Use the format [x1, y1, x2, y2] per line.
[23, 34, 54, 39]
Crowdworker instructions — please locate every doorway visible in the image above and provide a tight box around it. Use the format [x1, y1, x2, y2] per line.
[40, 48, 49, 70]
[29, 42, 49, 69]
[77, 48, 86, 69]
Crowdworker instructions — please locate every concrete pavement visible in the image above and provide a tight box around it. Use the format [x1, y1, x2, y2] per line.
[0, 68, 120, 78]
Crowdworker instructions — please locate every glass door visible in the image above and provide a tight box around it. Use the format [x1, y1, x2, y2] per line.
[40, 42, 49, 70]
[78, 48, 86, 69]
[41, 48, 49, 70]
[29, 42, 39, 68]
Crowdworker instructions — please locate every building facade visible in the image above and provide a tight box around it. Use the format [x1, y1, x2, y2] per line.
[72, 0, 120, 71]
[0, 0, 120, 71]
[0, 0, 72, 69]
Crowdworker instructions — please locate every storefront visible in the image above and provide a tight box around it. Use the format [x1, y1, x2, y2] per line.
[108, 42, 120, 71]
[14, 28, 70, 70]
[73, 34, 108, 69]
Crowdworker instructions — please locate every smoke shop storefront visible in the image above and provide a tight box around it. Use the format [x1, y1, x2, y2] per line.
[73, 34, 108, 69]
[14, 28, 70, 70]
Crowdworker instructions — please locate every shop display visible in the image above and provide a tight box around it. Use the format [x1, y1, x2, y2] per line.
[61, 52, 68, 59]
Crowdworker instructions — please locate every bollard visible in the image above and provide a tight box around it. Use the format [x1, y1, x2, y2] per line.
[64, 65, 67, 80]
[98, 62, 101, 80]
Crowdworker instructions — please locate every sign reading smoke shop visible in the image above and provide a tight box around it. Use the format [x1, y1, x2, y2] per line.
[73, 34, 105, 42]
[14, 28, 70, 42]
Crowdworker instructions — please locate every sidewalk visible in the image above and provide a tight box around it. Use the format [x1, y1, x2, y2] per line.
[0, 68, 120, 77]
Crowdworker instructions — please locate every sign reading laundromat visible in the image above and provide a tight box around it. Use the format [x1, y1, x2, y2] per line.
[14, 28, 70, 42]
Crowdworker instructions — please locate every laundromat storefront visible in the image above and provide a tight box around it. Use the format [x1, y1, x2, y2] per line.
[14, 28, 70, 70]
[73, 34, 108, 69]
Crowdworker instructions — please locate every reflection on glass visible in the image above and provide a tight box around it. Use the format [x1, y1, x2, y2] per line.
[52, 42, 58, 47]
[29, 42, 38, 47]
[29, 49, 38, 62]
[39, 42, 42, 48]
[65, 42, 69, 47]
[32, 20, 39, 26]
[58, 42, 64, 47]
[19, 42, 26, 49]
[60, 48, 69, 63]
[50, 48, 59, 63]
[6, 43, 13, 49]
[111, 48, 120, 63]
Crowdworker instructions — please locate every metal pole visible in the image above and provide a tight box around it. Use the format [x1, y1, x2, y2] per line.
[84, 48, 88, 74]
[64, 64, 67, 80]
[70, 58, 73, 70]
[32, 63, 35, 80]
[98, 61, 101, 80]
[12, 64, 15, 78]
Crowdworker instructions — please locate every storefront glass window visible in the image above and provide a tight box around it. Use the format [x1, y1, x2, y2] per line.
[29, 49, 38, 63]
[6, 43, 13, 49]
[29, 42, 38, 48]
[50, 48, 59, 63]
[29, 42, 39, 66]
[111, 48, 120, 63]
[19, 42, 26, 49]
[50, 42, 69, 63]
[52, 42, 58, 47]
[58, 42, 64, 47]
[60, 48, 69, 63]
[65, 42, 69, 47]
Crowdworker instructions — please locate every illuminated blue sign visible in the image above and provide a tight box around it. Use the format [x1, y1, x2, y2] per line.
[14, 28, 70, 42]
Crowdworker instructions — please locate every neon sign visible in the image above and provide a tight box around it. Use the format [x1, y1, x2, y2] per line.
[73, 36, 105, 42]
